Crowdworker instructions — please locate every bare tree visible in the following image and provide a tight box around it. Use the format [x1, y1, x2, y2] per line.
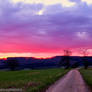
[64, 50, 72, 56]
[59, 50, 72, 69]
[80, 48, 89, 69]
[80, 48, 89, 57]
[64, 50, 72, 69]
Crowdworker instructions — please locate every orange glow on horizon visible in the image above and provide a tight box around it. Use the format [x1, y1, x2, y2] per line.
[0, 49, 92, 59]
[0, 55, 55, 59]
[0, 53, 59, 59]
[0, 51, 92, 59]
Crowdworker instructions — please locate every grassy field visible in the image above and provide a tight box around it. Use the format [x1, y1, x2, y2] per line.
[0, 68, 69, 92]
[80, 68, 92, 90]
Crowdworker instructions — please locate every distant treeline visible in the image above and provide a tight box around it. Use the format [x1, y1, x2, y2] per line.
[0, 56, 92, 70]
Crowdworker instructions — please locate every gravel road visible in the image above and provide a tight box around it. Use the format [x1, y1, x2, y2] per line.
[46, 69, 90, 92]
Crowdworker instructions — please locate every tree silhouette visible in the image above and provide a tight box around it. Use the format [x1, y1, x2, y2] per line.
[80, 48, 89, 69]
[6, 58, 19, 71]
[59, 50, 72, 69]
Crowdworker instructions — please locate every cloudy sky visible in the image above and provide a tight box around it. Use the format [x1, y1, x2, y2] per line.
[0, 0, 92, 58]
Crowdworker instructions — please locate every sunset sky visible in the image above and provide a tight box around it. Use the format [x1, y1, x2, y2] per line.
[0, 0, 92, 58]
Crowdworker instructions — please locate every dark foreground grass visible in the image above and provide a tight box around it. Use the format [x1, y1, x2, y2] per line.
[80, 68, 92, 90]
[0, 68, 69, 92]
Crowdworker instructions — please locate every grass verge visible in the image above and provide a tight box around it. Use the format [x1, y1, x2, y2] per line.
[80, 68, 92, 91]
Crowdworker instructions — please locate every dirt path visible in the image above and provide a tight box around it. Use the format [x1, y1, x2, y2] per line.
[46, 69, 90, 92]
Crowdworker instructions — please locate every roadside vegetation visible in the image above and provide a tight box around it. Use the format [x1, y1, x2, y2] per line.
[80, 68, 92, 90]
[0, 68, 69, 92]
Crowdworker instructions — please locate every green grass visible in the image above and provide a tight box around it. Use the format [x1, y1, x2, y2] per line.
[80, 68, 92, 90]
[0, 68, 69, 92]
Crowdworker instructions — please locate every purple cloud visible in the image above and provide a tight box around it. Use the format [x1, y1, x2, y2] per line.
[0, 0, 92, 54]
